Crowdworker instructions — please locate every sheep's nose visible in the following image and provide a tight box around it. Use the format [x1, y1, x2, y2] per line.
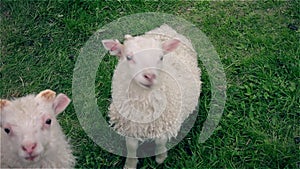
[22, 142, 37, 154]
[143, 73, 156, 82]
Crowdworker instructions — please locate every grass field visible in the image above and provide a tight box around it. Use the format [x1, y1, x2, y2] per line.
[1, 1, 299, 168]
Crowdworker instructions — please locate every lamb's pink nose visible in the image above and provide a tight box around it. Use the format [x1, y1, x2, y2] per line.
[22, 142, 37, 154]
[143, 73, 156, 82]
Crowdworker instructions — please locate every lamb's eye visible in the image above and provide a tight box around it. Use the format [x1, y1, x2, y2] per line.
[126, 55, 132, 61]
[160, 56, 164, 61]
[45, 119, 52, 125]
[4, 128, 10, 134]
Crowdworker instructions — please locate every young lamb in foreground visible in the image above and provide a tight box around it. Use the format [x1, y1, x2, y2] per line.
[0, 89, 75, 168]
[102, 24, 202, 168]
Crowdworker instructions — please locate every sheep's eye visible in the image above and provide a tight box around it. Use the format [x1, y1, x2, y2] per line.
[45, 119, 52, 125]
[126, 55, 132, 61]
[160, 56, 164, 61]
[4, 128, 10, 134]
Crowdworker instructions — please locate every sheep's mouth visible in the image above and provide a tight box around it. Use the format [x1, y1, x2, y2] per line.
[139, 82, 153, 88]
[25, 154, 39, 161]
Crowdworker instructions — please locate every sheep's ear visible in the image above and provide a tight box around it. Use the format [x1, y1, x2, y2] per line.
[162, 39, 180, 54]
[53, 94, 71, 115]
[0, 99, 11, 110]
[36, 89, 56, 102]
[102, 39, 124, 58]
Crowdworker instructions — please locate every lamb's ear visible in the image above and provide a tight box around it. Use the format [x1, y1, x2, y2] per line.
[162, 39, 180, 54]
[0, 99, 11, 110]
[102, 39, 124, 58]
[53, 94, 71, 115]
[36, 89, 56, 102]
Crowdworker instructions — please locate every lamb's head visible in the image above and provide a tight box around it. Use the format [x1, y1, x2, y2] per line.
[102, 35, 180, 89]
[0, 89, 70, 164]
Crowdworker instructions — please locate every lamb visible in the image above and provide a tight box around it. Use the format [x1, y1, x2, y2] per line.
[102, 24, 202, 168]
[0, 89, 75, 168]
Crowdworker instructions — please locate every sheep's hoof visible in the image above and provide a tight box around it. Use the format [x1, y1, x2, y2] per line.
[124, 158, 138, 169]
[155, 152, 167, 164]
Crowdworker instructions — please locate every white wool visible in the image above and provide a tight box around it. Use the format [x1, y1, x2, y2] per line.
[109, 24, 202, 141]
[124, 36, 161, 55]
[0, 94, 75, 168]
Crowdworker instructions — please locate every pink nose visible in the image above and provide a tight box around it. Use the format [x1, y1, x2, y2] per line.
[143, 73, 156, 82]
[22, 142, 37, 154]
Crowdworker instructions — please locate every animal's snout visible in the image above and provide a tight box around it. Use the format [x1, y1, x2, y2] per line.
[22, 142, 37, 154]
[143, 73, 156, 82]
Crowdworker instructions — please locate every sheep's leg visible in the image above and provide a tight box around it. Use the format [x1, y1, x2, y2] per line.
[155, 135, 168, 164]
[124, 137, 139, 169]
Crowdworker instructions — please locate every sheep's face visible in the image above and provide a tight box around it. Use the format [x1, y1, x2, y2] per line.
[123, 39, 164, 89]
[102, 36, 180, 89]
[1, 107, 55, 163]
[0, 90, 70, 164]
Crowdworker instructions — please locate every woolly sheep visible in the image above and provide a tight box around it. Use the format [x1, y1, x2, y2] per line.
[102, 24, 201, 168]
[0, 89, 75, 168]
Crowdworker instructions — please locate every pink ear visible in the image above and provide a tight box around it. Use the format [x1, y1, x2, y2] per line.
[53, 94, 71, 115]
[162, 39, 181, 54]
[102, 39, 123, 57]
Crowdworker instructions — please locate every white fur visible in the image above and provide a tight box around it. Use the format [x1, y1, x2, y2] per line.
[102, 24, 201, 168]
[0, 90, 75, 168]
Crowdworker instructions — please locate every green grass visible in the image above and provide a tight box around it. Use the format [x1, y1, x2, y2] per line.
[1, 1, 299, 168]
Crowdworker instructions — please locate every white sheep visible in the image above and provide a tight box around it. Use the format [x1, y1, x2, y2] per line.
[0, 89, 75, 168]
[102, 24, 202, 168]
